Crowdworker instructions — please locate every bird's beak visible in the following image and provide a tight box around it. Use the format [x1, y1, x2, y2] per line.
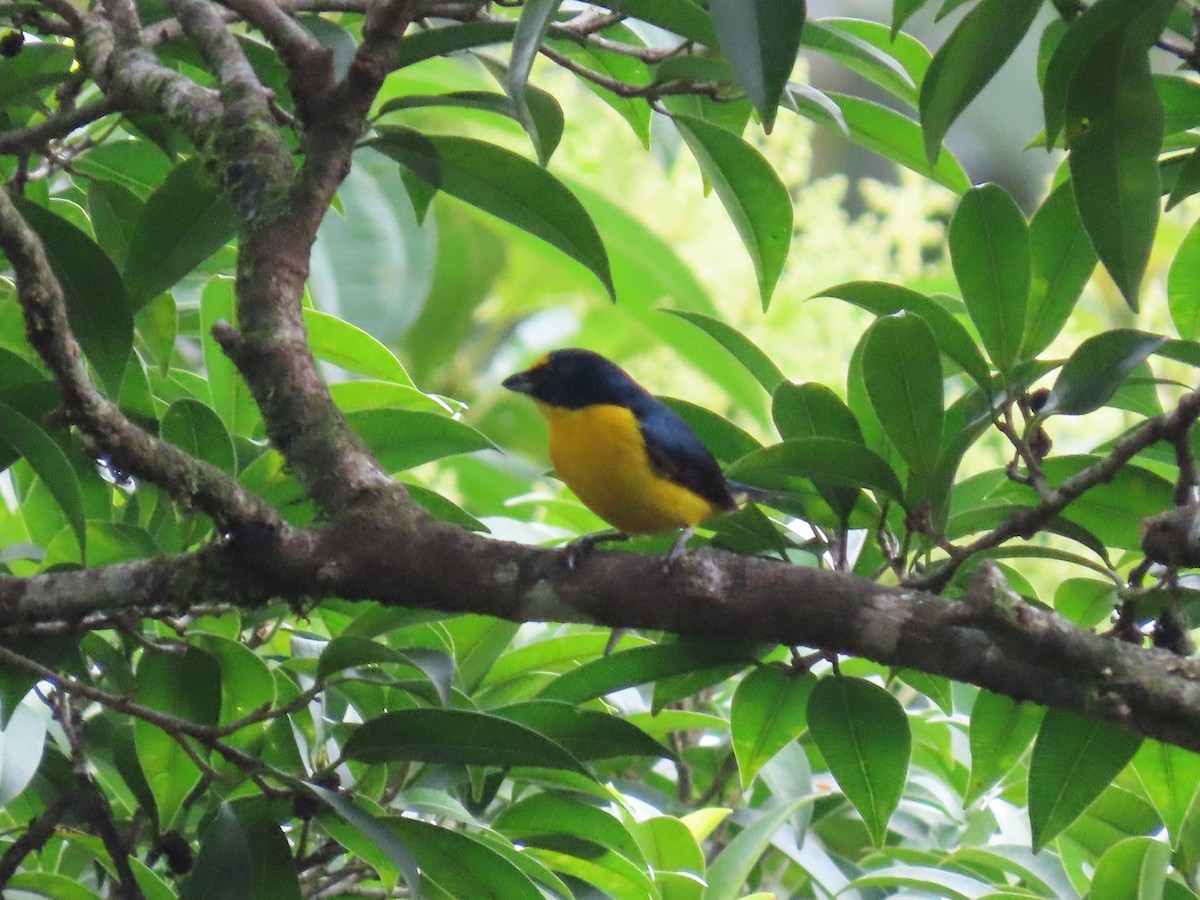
[502, 369, 535, 394]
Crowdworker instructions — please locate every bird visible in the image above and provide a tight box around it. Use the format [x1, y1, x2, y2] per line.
[502, 348, 739, 570]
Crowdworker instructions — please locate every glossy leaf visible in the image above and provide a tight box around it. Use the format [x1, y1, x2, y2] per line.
[135, 647, 222, 830]
[303, 308, 413, 385]
[0, 400, 86, 560]
[1041, 330, 1166, 416]
[1169, 218, 1200, 340]
[345, 408, 495, 472]
[495, 791, 645, 861]
[123, 158, 240, 310]
[1131, 740, 1200, 849]
[844, 865, 998, 899]
[807, 676, 910, 846]
[342, 708, 588, 773]
[12, 197, 133, 397]
[814, 280, 991, 388]
[1090, 837, 1170, 900]
[724, 436, 904, 504]
[391, 817, 544, 900]
[161, 398, 236, 475]
[377, 89, 564, 165]
[709, 0, 806, 131]
[310, 786, 420, 894]
[704, 795, 821, 900]
[181, 804, 253, 900]
[0, 700, 47, 804]
[731, 667, 815, 787]
[658, 397, 761, 464]
[1022, 179, 1097, 358]
[546, 33, 652, 148]
[772, 381, 863, 443]
[1028, 709, 1142, 851]
[798, 92, 972, 192]
[371, 128, 614, 297]
[861, 313, 943, 476]
[508, 0, 564, 158]
[493, 700, 669, 761]
[949, 184, 1030, 372]
[318, 635, 454, 706]
[919, 0, 1042, 162]
[967, 690, 1044, 804]
[673, 115, 792, 309]
[86, 178, 143, 269]
[1065, 3, 1174, 310]
[802, 18, 916, 107]
[200, 277, 259, 435]
[662, 310, 783, 392]
[540, 639, 763, 705]
[394, 21, 516, 67]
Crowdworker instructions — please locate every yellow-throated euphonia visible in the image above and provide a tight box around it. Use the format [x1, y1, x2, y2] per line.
[503, 348, 738, 565]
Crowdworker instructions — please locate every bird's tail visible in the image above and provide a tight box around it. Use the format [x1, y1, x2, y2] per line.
[727, 480, 781, 506]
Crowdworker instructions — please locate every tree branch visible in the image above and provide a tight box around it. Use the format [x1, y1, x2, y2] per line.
[0, 190, 282, 529]
[2, 499, 1200, 754]
[911, 386, 1200, 591]
[212, 0, 334, 107]
[0, 99, 119, 156]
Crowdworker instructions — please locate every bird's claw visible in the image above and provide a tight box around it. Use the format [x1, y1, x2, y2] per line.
[562, 531, 629, 570]
[662, 527, 695, 575]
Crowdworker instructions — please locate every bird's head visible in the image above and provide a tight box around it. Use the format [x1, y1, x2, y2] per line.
[502, 348, 644, 410]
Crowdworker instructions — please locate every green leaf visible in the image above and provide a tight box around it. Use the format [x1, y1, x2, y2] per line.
[1166, 144, 1200, 211]
[1065, 3, 1175, 310]
[1028, 709, 1142, 851]
[387, 817, 544, 900]
[546, 32, 652, 148]
[1130, 740, 1200, 850]
[508, 0, 564, 159]
[200, 277, 259, 435]
[495, 791, 645, 861]
[317, 635, 454, 706]
[892, 0, 930, 38]
[310, 786, 420, 894]
[1169, 218, 1200, 340]
[344, 408, 495, 471]
[0, 43, 73, 109]
[1042, 0, 1168, 148]
[807, 676, 910, 846]
[43, 521, 158, 569]
[0, 700, 47, 804]
[86, 178, 143, 269]
[813, 281, 991, 388]
[370, 128, 614, 297]
[661, 310, 783, 392]
[378, 89, 564, 165]
[137, 292, 177, 378]
[704, 796, 821, 900]
[540, 638, 763, 705]
[161, 398, 236, 474]
[1022, 179, 1098, 358]
[135, 647, 222, 829]
[632, 816, 706, 900]
[181, 804, 253, 900]
[123, 158, 240, 310]
[12, 197, 133, 397]
[394, 21, 516, 67]
[1089, 837, 1170, 900]
[658, 397, 761, 464]
[596, 0, 717, 45]
[303, 308, 413, 385]
[861, 313, 943, 475]
[772, 381, 863, 443]
[801, 18, 917, 107]
[966, 690, 1044, 804]
[843, 866, 997, 899]
[724, 436, 904, 504]
[709, 0, 806, 131]
[731, 666, 816, 788]
[1041, 330, 1166, 416]
[342, 708, 588, 774]
[673, 115, 792, 309]
[919, 0, 1042, 163]
[0, 400, 86, 560]
[1054, 578, 1117, 628]
[949, 184, 1030, 372]
[492, 700, 669, 761]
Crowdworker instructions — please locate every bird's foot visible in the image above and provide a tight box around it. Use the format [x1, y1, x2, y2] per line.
[563, 530, 629, 570]
[662, 527, 695, 574]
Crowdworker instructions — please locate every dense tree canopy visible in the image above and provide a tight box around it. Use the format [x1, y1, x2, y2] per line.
[2, 0, 1200, 897]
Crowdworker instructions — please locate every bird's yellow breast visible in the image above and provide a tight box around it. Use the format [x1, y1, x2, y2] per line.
[537, 402, 718, 535]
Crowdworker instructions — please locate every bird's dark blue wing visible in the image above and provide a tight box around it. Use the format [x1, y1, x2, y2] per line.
[634, 397, 737, 511]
